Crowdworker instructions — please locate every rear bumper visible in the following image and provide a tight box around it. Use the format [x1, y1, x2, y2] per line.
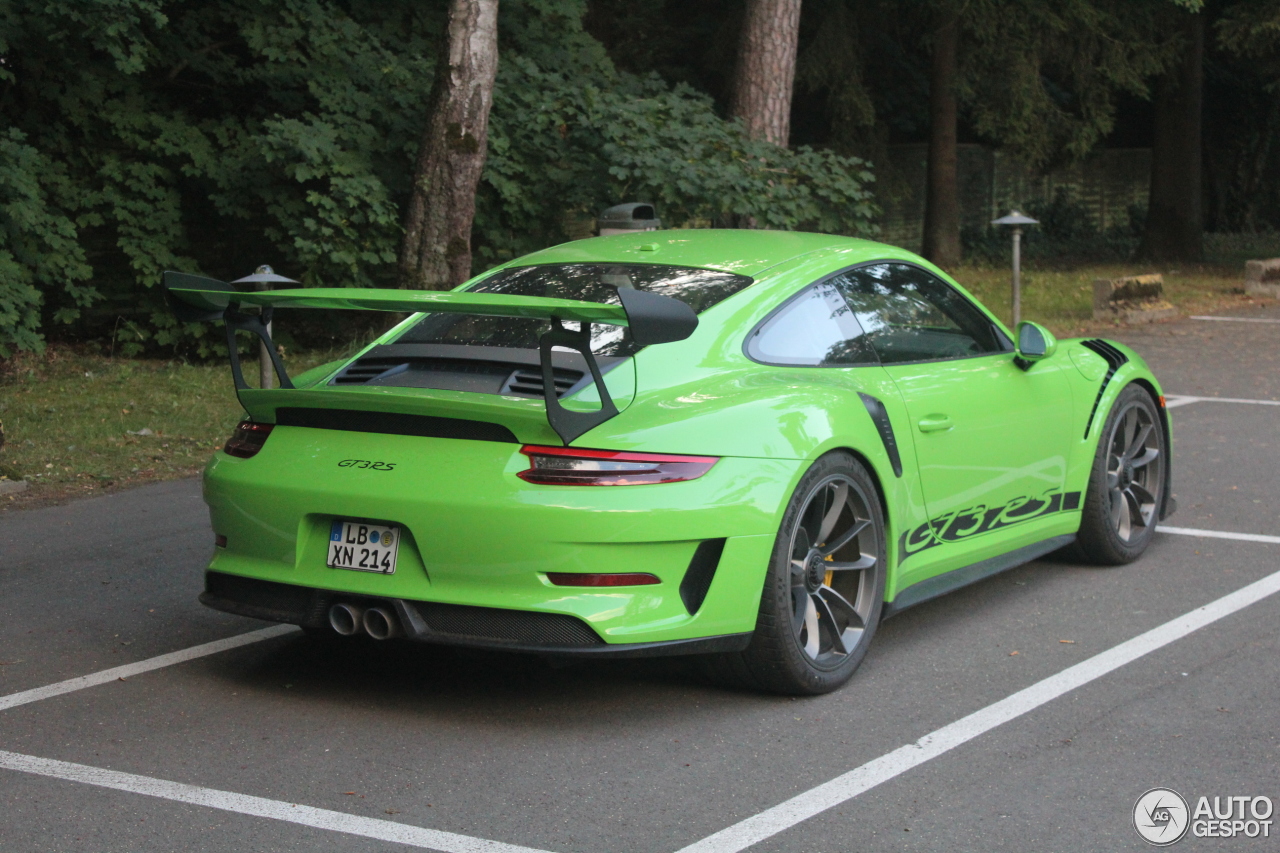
[202, 426, 799, 644]
[201, 571, 751, 658]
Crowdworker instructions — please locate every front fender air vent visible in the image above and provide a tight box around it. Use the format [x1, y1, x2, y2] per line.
[1080, 339, 1130, 439]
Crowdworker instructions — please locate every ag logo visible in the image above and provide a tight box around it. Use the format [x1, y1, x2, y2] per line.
[1134, 788, 1190, 846]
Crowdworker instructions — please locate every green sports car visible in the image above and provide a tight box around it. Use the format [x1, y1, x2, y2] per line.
[165, 230, 1174, 695]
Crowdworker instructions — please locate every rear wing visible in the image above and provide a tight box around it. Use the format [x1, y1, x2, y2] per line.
[162, 271, 698, 444]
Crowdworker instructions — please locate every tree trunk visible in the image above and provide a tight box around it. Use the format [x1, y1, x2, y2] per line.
[922, 11, 961, 269]
[730, 0, 802, 147]
[398, 0, 499, 290]
[1138, 11, 1203, 263]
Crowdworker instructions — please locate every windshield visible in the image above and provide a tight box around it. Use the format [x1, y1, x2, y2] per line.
[395, 263, 754, 356]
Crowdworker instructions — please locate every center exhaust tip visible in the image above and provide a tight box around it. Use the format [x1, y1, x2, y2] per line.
[328, 602, 365, 636]
[362, 606, 402, 640]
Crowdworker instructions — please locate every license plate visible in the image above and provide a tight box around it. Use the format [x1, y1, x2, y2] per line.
[327, 520, 400, 574]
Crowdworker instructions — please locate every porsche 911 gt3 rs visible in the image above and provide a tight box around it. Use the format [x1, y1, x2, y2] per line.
[165, 230, 1174, 694]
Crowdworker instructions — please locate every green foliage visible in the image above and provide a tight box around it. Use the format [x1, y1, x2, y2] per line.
[481, 60, 878, 264]
[1, 0, 437, 357]
[0, 131, 94, 357]
[0, 0, 877, 357]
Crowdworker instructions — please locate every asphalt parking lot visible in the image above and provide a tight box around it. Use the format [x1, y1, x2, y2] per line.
[2, 305, 1278, 852]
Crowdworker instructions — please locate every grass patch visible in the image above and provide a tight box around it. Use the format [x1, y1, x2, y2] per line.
[953, 232, 1280, 335]
[953, 262, 1271, 338]
[0, 346, 349, 510]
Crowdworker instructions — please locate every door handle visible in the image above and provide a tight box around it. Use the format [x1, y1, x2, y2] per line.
[917, 415, 953, 433]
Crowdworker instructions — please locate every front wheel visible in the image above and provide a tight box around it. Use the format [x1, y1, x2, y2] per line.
[704, 452, 886, 695]
[1071, 384, 1167, 565]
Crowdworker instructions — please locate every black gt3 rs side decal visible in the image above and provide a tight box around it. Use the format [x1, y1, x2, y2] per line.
[858, 392, 904, 478]
[1080, 339, 1129, 439]
[338, 459, 397, 471]
[898, 490, 1082, 564]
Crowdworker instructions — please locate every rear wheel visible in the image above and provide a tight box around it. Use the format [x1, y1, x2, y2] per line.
[704, 452, 885, 695]
[1072, 384, 1166, 565]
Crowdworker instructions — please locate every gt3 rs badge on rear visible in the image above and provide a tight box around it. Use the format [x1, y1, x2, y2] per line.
[338, 459, 396, 470]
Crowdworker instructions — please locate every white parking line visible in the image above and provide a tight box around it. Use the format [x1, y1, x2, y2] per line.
[1190, 315, 1280, 324]
[1160, 525, 1280, 545]
[0, 625, 296, 713]
[1164, 394, 1280, 408]
[0, 750, 554, 853]
[674, 563, 1280, 853]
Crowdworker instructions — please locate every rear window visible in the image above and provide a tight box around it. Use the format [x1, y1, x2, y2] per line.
[395, 263, 754, 356]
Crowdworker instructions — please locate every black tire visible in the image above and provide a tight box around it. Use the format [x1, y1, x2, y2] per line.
[1070, 384, 1166, 565]
[703, 452, 886, 695]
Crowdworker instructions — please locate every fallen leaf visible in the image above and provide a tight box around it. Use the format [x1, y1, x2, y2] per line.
[1009, 650, 1020, 656]
[1059, 640, 1075, 644]
[344, 791, 356, 795]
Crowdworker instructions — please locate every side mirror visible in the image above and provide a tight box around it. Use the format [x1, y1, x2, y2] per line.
[1015, 321, 1057, 366]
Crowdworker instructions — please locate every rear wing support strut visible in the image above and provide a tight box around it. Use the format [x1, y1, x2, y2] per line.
[223, 305, 294, 392]
[539, 320, 618, 445]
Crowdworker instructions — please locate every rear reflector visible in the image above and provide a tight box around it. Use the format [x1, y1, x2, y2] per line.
[518, 445, 718, 486]
[223, 421, 274, 458]
[546, 572, 661, 587]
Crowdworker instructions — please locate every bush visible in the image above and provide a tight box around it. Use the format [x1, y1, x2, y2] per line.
[480, 61, 878, 264]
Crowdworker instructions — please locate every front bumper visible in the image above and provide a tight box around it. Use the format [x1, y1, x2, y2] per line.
[202, 425, 800, 645]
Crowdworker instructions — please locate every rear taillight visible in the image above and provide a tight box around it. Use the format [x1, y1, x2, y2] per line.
[518, 445, 718, 486]
[546, 572, 660, 587]
[223, 421, 274, 458]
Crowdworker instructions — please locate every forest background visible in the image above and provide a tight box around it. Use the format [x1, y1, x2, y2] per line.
[1, 0, 1278, 361]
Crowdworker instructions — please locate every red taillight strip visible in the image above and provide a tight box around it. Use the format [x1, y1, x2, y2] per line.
[546, 572, 661, 587]
[519, 445, 715, 464]
[517, 444, 720, 486]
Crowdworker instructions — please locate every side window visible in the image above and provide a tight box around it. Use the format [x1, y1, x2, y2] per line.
[832, 264, 1008, 364]
[746, 281, 877, 366]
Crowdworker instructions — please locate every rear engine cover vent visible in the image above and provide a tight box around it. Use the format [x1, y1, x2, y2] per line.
[501, 367, 584, 399]
[327, 344, 612, 397]
[332, 357, 407, 385]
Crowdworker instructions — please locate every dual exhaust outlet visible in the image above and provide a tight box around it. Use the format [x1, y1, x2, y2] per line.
[328, 602, 402, 640]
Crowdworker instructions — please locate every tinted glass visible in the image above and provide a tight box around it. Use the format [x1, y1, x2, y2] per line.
[832, 264, 1006, 363]
[746, 280, 878, 366]
[396, 263, 753, 357]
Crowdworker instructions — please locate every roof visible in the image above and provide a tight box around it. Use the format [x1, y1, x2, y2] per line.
[506, 230, 887, 278]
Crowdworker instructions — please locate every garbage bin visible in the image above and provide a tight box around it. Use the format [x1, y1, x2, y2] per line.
[597, 203, 661, 236]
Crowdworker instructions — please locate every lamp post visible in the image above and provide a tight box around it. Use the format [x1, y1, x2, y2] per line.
[231, 265, 298, 389]
[990, 210, 1039, 327]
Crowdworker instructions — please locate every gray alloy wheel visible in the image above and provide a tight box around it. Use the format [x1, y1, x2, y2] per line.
[703, 452, 885, 695]
[1070, 384, 1167, 565]
[786, 474, 881, 668]
[1105, 398, 1164, 544]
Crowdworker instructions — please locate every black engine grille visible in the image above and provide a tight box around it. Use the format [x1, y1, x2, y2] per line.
[275, 407, 517, 443]
[412, 601, 603, 647]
